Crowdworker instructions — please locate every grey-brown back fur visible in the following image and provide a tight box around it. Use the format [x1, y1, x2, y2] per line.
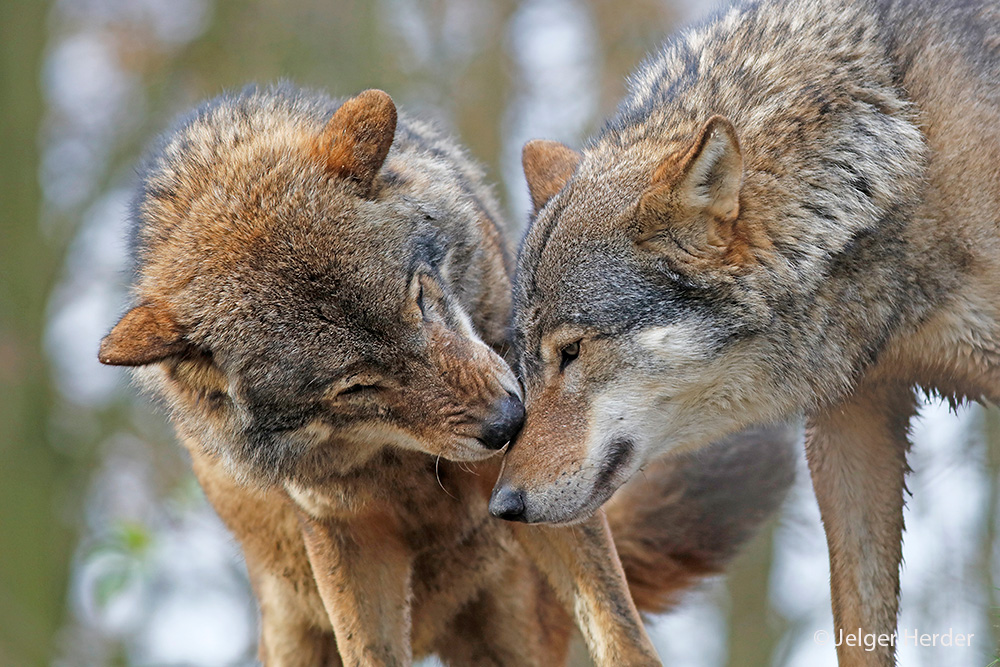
[516, 0, 999, 415]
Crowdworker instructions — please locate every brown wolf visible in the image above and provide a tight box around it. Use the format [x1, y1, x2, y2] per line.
[98, 84, 795, 665]
[492, 0, 1000, 664]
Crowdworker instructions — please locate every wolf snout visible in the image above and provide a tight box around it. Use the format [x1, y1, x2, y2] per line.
[478, 392, 525, 450]
[488, 484, 527, 522]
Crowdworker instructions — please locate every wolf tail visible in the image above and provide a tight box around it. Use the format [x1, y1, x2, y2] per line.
[606, 423, 798, 613]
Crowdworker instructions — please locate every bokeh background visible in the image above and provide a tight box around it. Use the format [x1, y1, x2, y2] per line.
[2, 0, 999, 665]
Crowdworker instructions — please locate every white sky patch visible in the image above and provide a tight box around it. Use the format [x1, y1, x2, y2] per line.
[55, 0, 211, 45]
[647, 580, 728, 666]
[502, 0, 598, 226]
[45, 188, 131, 406]
[134, 513, 254, 665]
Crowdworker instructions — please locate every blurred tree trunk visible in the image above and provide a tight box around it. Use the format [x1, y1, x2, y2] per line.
[726, 518, 785, 667]
[450, 0, 516, 208]
[0, 1, 74, 665]
[172, 0, 402, 104]
[588, 0, 679, 120]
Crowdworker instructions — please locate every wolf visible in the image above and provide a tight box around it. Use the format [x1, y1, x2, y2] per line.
[98, 84, 796, 665]
[491, 0, 1000, 664]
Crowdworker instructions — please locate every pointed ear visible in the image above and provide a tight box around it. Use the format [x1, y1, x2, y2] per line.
[98, 304, 187, 366]
[316, 89, 397, 194]
[522, 140, 581, 213]
[673, 115, 743, 222]
[638, 116, 744, 255]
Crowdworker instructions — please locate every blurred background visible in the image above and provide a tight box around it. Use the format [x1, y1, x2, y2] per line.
[1, 0, 998, 665]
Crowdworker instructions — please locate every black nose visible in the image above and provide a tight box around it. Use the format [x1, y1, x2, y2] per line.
[489, 485, 527, 522]
[479, 393, 525, 450]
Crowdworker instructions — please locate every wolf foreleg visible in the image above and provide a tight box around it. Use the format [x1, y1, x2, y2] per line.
[806, 381, 917, 667]
[295, 508, 414, 667]
[250, 565, 341, 666]
[513, 510, 662, 666]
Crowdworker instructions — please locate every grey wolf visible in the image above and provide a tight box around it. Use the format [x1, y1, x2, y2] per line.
[98, 84, 796, 665]
[493, 0, 1000, 664]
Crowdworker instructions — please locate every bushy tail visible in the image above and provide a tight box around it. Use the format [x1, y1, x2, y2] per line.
[606, 423, 799, 613]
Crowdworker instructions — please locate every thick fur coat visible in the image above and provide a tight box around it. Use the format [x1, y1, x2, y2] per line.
[101, 84, 797, 666]
[496, 1, 1000, 665]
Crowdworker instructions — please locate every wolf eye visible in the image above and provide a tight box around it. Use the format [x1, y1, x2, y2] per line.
[559, 341, 581, 371]
[342, 383, 377, 395]
[416, 282, 426, 317]
[331, 382, 380, 401]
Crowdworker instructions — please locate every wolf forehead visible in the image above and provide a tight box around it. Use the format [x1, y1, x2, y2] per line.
[513, 175, 733, 367]
[127, 85, 468, 347]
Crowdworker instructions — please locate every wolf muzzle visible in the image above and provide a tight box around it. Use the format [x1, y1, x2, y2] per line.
[479, 392, 525, 450]
[488, 484, 528, 522]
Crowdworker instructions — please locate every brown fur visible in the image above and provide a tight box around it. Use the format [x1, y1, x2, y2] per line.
[101, 84, 796, 665]
[501, 0, 1000, 664]
[313, 89, 397, 191]
[98, 303, 185, 365]
[521, 140, 582, 214]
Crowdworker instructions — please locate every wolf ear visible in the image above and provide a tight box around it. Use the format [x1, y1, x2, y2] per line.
[317, 89, 397, 194]
[98, 304, 187, 366]
[522, 140, 581, 213]
[638, 116, 744, 258]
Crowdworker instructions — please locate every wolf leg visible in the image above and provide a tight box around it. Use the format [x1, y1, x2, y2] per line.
[295, 509, 413, 667]
[249, 565, 340, 666]
[436, 566, 571, 667]
[806, 381, 917, 667]
[512, 510, 661, 666]
[186, 449, 337, 665]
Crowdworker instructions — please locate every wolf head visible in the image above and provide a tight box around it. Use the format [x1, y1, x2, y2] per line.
[490, 117, 792, 524]
[100, 86, 522, 487]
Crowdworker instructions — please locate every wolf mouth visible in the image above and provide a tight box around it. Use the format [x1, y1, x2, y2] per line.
[574, 436, 635, 515]
[540, 438, 636, 525]
[449, 436, 505, 462]
[594, 437, 634, 492]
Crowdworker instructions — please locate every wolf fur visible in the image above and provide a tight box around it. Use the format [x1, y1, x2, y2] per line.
[495, 0, 1000, 664]
[99, 84, 796, 665]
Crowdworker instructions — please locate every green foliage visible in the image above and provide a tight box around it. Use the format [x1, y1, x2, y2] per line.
[86, 521, 154, 611]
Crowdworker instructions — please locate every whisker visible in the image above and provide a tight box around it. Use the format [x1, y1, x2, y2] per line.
[435, 454, 457, 500]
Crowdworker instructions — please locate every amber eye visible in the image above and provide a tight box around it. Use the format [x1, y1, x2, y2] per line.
[559, 341, 581, 371]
